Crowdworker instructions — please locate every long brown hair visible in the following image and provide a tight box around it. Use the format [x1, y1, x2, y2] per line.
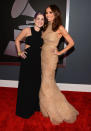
[43, 4, 62, 32]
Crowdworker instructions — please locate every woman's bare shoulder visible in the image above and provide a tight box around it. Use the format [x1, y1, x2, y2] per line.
[59, 25, 65, 32]
[23, 27, 31, 33]
[58, 25, 68, 35]
[22, 27, 31, 37]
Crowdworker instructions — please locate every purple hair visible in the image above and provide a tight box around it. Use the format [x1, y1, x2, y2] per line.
[34, 11, 44, 19]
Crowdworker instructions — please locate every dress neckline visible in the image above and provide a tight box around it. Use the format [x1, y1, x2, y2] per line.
[33, 27, 40, 33]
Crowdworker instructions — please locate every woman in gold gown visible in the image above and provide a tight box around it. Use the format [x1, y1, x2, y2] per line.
[39, 5, 79, 125]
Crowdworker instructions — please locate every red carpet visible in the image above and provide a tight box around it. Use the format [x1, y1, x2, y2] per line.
[0, 87, 91, 131]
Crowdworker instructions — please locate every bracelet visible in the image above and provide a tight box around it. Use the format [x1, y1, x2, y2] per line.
[18, 51, 22, 56]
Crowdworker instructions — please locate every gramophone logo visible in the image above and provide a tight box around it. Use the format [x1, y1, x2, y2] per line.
[4, 0, 36, 56]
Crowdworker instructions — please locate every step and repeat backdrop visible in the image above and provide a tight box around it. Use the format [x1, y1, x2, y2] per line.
[0, 0, 69, 66]
[0, 0, 91, 84]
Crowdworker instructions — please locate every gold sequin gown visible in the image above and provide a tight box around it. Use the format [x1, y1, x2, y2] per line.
[39, 23, 79, 125]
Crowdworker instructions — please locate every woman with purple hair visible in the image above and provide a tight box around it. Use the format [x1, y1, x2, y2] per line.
[15, 12, 44, 118]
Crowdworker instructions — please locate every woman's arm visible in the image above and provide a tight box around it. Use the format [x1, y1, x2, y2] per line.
[55, 25, 74, 56]
[15, 27, 31, 58]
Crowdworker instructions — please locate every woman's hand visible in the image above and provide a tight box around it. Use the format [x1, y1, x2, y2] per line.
[18, 51, 27, 59]
[54, 49, 61, 56]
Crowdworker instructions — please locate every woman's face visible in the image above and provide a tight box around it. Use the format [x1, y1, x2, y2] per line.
[45, 7, 55, 22]
[34, 14, 44, 28]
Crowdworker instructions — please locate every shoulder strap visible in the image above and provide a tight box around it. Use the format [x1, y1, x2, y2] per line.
[30, 27, 34, 35]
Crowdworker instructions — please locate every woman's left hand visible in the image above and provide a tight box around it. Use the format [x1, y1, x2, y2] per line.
[54, 49, 60, 56]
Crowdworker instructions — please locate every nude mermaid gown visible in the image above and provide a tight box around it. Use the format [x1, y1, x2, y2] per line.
[39, 23, 79, 125]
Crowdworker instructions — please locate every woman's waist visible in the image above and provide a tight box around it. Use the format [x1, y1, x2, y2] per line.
[42, 43, 57, 49]
[24, 47, 31, 52]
